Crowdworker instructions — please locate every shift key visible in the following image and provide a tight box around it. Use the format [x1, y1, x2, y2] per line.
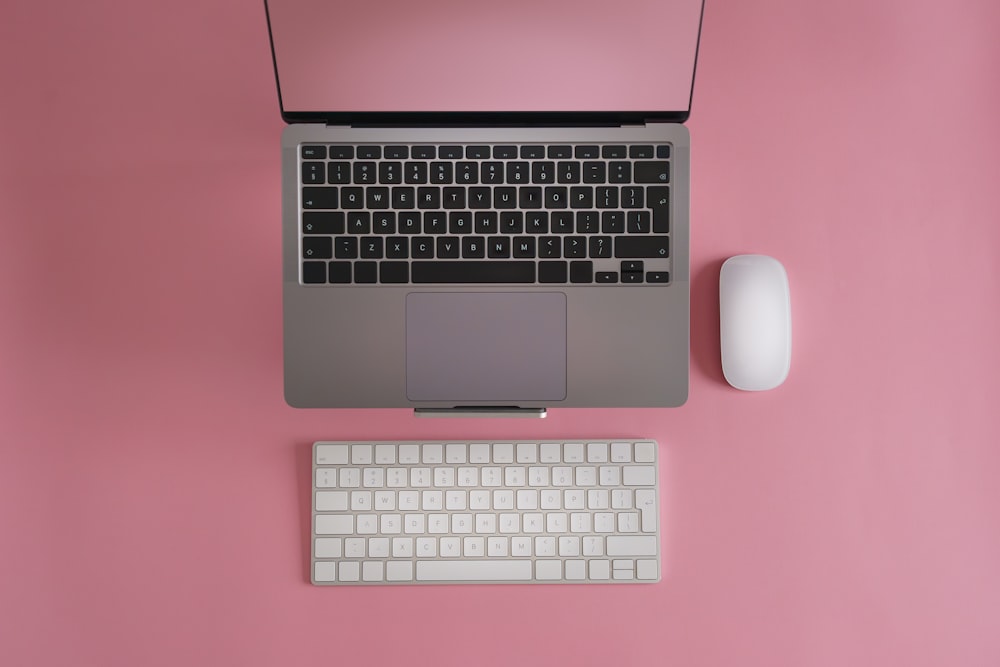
[615, 237, 669, 259]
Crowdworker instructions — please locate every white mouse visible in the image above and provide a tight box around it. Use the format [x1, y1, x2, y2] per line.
[720, 255, 791, 391]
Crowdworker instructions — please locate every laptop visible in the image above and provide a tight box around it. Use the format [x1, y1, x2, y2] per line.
[265, 0, 704, 415]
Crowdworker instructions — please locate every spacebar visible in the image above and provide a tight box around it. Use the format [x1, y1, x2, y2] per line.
[411, 261, 535, 283]
[417, 560, 534, 581]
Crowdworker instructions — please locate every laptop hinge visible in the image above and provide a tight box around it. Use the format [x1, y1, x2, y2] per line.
[414, 407, 547, 419]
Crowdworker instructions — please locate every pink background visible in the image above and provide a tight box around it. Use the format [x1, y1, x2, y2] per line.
[2, 0, 999, 665]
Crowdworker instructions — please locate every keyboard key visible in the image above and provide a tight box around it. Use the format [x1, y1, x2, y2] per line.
[417, 560, 533, 582]
[411, 261, 535, 283]
[301, 145, 326, 159]
[614, 237, 669, 259]
[633, 161, 670, 184]
[629, 145, 654, 159]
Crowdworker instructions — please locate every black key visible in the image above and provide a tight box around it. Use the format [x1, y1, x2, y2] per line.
[423, 212, 446, 234]
[465, 145, 490, 159]
[621, 186, 644, 208]
[576, 211, 599, 233]
[334, 237, 357, 259]
[570, 260, 593, 283]
[570, 186, 593, 209]
[399, 212, 420, 234]
[506, 161, 529, 184]
[386, 237, 409, 259]
[563, 236, 586, 258]
[353, 162, 376, 184]
[538, 237, 560, 258]
[615, 237, 670, 258]
[647, 271, 670, 283]
[583, 162, 606, 183]
[589, 236, 612, 258]
[596, 186, 619, 208]
[354, 261, 377, 283]
[360, 237, 383, 259]
[430, 162, 453, 184]
[405, 162, 428, 184]
[655, 145, 671, 159]
[443, 187, 466, 209]
[531, 161, 555, 184]
[328, 145, 354, 160]
[366, 187, 390, 209]
[468, 187, 491, 209]
[302, 211, 345, 235]
[518, 186, 542, 208]
[501, 212, 523, 233]
[512, 236, 535, 257]
[411, 237, 434, 259]
[547, 145, 572, 159]
[417, 187, 441, 209]
[596, 271, 618, 283]
[357, 146, 381, 159]
[520, 145, 544, 159]
[392, 186, 415, 209]
[545, 186, 568, 209]
[302, 162, 324, 184]
[627, 211, 651, 234]
[621, 261, 644, 272]
[648, 186, 670, 233]
[385, 145, 409, 159]
[329, 262, 352, 283]
[525, 212, 548, 234]
[373, 212, 395, 234]
[601, 211, 625, 234]
[493, 145, 517, 159]
[412, 145, 436, 159]
[608, 162, 631, 183]
[301, 145, 326, 160]
[439, 146, 463, 159]
[449, 211, 473, 234]
[551, 212, 574, 234]
[488, 236, 510, 258]
[574, 145, 599, 159]
[327, 162, 349, 184]
[634, 161, 670, 184]
[380, 262, 409, 283]
[602, 145, 627, 159]
[411, 261, 536, 283]
[494, 188, 517, 209]
[557, 161, 581, 184]
[475, 212, 498, 234]
[302, 237, 332, 259]
[379, 162, 402, 184]
[347, 212, 370, 234]
[622, 271, 644, 283]
[538, 261, 568, 283]
[462, 236, 486, 258]
[480, 161, 503, 184]
[629, 145, 654, 159]
[457, 162, 478, 184]
[399, 212, 421, 234]
[302, 187, 338, 209]
[436, 237, 460, 258]
[302, 261, 327, 283]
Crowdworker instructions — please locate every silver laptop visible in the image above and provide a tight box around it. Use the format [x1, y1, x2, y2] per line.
[265, 0, 704, 415]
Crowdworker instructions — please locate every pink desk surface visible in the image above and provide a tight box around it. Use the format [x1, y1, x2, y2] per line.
[2, 1, 999, 665]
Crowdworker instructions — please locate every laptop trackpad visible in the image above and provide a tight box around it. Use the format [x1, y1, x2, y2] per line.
[406, 292, 567, 402]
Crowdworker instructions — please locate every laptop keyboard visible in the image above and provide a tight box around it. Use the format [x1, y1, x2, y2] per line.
[299, 143, 672, 285]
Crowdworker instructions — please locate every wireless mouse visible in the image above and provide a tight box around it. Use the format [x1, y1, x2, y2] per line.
[719, 255, 791, 391]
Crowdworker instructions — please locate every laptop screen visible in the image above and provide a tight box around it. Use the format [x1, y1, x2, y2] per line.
[266, 0, 704, 117]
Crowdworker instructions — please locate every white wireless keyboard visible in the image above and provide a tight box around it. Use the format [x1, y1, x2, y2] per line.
[311, 440, 660, 585]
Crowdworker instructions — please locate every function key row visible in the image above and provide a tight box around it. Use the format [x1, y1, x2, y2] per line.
[315, 441, 657, 466]
[302, 144, 671, 161]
